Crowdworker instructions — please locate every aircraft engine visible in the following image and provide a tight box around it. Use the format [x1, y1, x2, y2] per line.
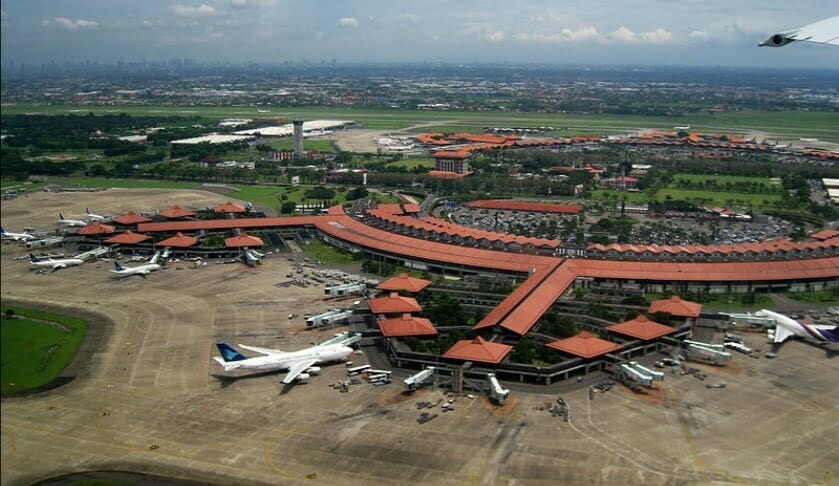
[296, 373, 311, 382]
[761, 33, 796, 47]
[304, 367, 321, 375]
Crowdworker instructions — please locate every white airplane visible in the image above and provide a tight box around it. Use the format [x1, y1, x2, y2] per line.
[56, 213, 87, 228]
[29, 253, 84, 271]
[110, 252, 162, 278]
[1, 226, 36, 242]
[760, 15, 839, 47]
[755, 309, 839, 344]
[85, 207, 107, 222]
[214, 341, 354, 384]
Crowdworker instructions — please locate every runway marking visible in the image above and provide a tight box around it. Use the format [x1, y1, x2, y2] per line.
[665, 388, 708, 481]
[469, 406, 521, 485]
[0, 424, 17, 472]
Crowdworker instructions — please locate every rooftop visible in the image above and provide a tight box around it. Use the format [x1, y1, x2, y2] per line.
[112, 211, 152, 225]
[442, 336, 512, 364]
[215, 201, 247, 214]
[607, 315, 677, 341]
[376, 273, 431, 293]
[158, 205, 196, 219]
[78, 221, 116, 235]
[157, 232, 198, 248]
[224, 233, 264, 248]
[547, 331, 622, 359]
[104, 230, 151, 245]
[467, 199, 584, 214]
[648, 295, 702, 318]
[378, 314, 437, 337]
[368, 292, 423, 315]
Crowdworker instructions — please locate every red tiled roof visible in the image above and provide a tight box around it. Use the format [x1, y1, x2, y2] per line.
[112, 211, 152, 225]
[427, 170, 473, 179]
[811, 229, 839, 241]
[104, 230, 151, 245]
[607, 315, 676, 340]
[432, 150, 471, 159]
[648, 295, 702, 318]
[442, 336, 512, 364]
[378, 314, 438, 337]
[497, 265, 577, 335]
[547, 331, 622, 359]
[376, 273, 431, 293]
[78, 221, 116, 235]
[157, 232, 198, 248]
[224, 233, 264, 248]
[215, 201, 247, 213]
[158, 205, 196, 219]
[403, 203, 421, 214]
[368, 292, 423, 315]
[467, 200, 584, 214]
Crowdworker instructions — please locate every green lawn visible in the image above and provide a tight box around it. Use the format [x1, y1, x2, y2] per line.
[590, 189, 651, 204]
[1, 306, 87, 393]
[673, 173, 778, 185]
[655, 188, 782, 208]
[268, 139, 335, 153]
[784, 290, 839, 305]
[44, 176, 203, 190]
[645, 293, 774, 310]
[301, 238, 358, 265]
[229, 185, 347, 211]
[386, 157, 435, 169]
[4, 104, 838, 142]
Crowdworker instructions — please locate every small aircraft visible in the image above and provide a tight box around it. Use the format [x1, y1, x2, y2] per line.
[755, 309, 839, 344]
[1, 226, 36, 242]
[760, 15, 839, 47]
[214, 341, 355, 384]
[85, 208, 107, 222]
[29, 253, 84, 271]
[110, 252, 162, 278]
[56, 213, 87, 228]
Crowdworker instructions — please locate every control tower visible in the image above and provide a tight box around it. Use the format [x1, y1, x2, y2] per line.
[292, 120, 304, 157]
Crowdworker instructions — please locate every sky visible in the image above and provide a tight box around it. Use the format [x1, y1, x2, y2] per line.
[1, 0, 837, 68]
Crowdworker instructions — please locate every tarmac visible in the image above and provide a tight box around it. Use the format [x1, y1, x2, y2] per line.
[2, 190, 838, 485]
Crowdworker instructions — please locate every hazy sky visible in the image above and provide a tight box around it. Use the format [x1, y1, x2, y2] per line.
[1, 0, 837, 68]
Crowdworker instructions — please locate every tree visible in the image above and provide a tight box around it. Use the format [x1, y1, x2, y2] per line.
[4, 309, 15, 319]
[280, 201, 297, 214]
[335, 151, 353, 164]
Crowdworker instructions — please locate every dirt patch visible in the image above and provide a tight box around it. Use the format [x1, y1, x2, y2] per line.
[377, 388, 428, 407]
[480, 395, 520, 417]
[617, 383, 669, 406]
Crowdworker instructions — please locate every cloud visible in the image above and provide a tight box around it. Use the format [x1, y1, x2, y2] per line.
[171, 4, 221, 18]
[230, 0, 275, 9]
[1, 9, 9, 28]
[42, 17, 100, 31]
[608, 26, 673, 44]
[398, 13, 417, 24]
[483, 30, 505, 42]
[338, 17, 359, 28]
[689, 29, 710, 41]
[515, 26, 600, 43]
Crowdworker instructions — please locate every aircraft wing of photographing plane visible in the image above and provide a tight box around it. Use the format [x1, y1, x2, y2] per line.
[281, 359, 319, 384]
[760, 15, 839, 47]
[237, 344, 287, 356]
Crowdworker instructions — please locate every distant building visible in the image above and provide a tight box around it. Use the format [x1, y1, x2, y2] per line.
[432, 150, 471, 174]
[266, 150, 329, 162]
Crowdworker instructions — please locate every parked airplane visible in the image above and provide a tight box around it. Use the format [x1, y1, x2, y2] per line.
[85, 208, 107, 222]
[111, 252, 161, 278]
[755, 309, 839, 344]
[1, 226, 36, 242]
[56, 213, 87, 228]
[29, 253, 84, 271]
[760, 15, 839, 47]
[214, 341, 354, 384]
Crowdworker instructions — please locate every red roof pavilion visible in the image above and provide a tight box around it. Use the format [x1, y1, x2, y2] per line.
[376, 273, 431, 293]
[157, 232, 198, 248]
[547, 331, 622, 359]
[104, 230, 151, 245]
[607, 315, 676, 341]
[378, 314, 438, 337]
[158, 205, 195, 219]
[224, 233, 264, 248]
[215, 201, 247, 214]
[442, 336, 512, 364]
[368, 292, 422, 315]
[112, 211, 152, 225]
[648, 296, 702, 318]
[78, 221, 116, 235]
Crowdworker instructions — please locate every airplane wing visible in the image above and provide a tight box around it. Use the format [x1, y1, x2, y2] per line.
[281, 359, 318, 384]
[774, 325, 794, 343]
[237, 344, 286, 356]
[760, 15, 839, 47]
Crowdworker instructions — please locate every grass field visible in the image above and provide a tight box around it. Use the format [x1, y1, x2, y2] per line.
[784, 290, 839, 305]
[44, 176, 203, 190]
[301, 238, 358, 265]
[655, 188, 782, 208]
[229, 185, 347, 210]
[268, 139, 335, 153]
[590, 189, 651, 204]
[673, 173, 779, 185]
[645, 293, 774, 310]
[4, 104, 838, 142]
[386, 157, 435, 169]
[1, 306, 87, 393]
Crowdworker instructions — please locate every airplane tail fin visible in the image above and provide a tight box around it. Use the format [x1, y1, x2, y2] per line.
[86, 207, 91, 214]
[216, 343, 247, 362]
[149, 251, 160, 264]
[29, 253, 38, 262]
[213, 356, 242, 371]
[0, 226, 6, 235]
[818, 327, 839, 343]
[114, 262, 126, 271]
[59, 213, 65, 220]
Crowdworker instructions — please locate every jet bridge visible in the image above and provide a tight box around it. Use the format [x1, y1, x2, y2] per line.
[320, 331, 362, 347]
[487, 373, 510, 405]
[404, 367, 436, 391]
[720, 312, 775, 327]
[324, 283, 366, 297]
[306, 309, 353, 328]
[683, 340, 733, 365]
[25, 236, 65, 249]
[617, 361, 664, 388]
[76, 246, 110, 261]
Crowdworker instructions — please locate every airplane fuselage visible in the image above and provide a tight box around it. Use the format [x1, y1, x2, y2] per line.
[111, 263, 162, 278]
[30, 258, 84, 270]
[222, 344, 353, 372]
[757, 309, 839, 344]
